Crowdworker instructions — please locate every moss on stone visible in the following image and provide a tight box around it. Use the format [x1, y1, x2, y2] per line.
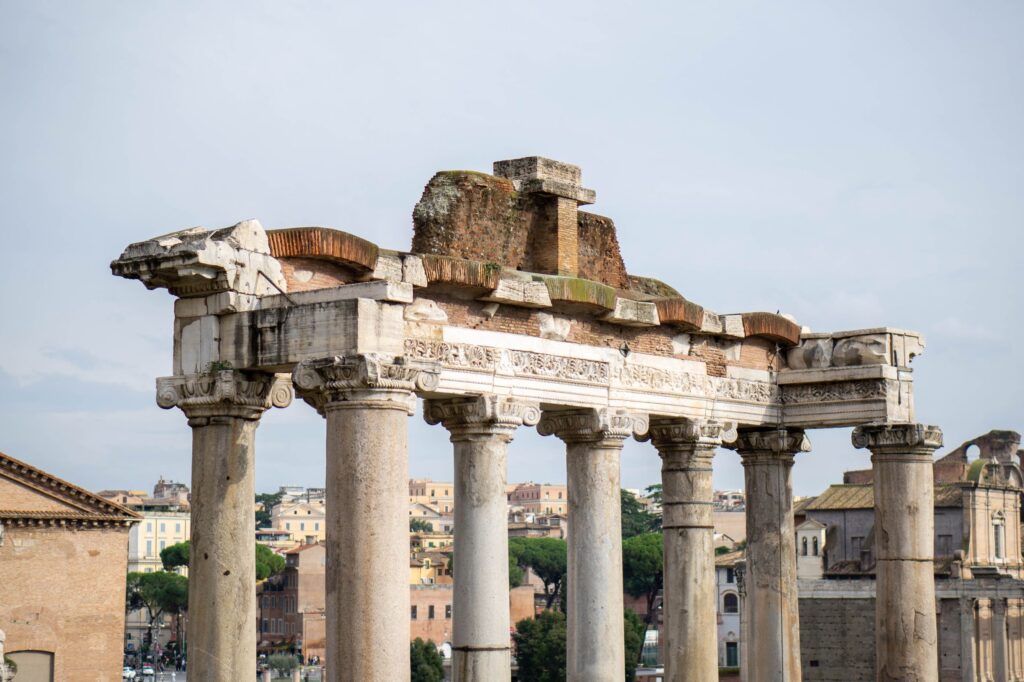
[539, 275, 618, 311]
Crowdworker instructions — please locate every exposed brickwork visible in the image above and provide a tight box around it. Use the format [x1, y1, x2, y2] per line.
[555, 197, 579, 276]
[279, 256, 357, 292]
[688, 338, 728, 377]
[269, 227, 378, 272]
[736, 337, 782, 371]
[575, 211, 628, 289]
[427, 294, 676, 356]
[1, 525, 130, 682]
[799, 597, 875, 680]
[411, 171, 629, 288]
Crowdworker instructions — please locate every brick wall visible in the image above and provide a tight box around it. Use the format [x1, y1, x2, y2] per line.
[799, 597, 875, 680]
[0, 525, 130, 682]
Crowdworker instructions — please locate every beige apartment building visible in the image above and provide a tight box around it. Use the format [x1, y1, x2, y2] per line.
[409, 479, 455, 514]
[509, 482, 568, 516]
[271, 498, 326, 543]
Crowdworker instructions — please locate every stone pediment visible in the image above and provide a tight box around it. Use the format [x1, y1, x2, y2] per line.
[0, 451, 139, 526]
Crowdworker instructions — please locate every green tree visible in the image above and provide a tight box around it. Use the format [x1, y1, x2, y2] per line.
[125, 571, 188, 651]
[644, 483, 662, 507]
[622, 532, 663, 630]
[255, 491, 284, 528]
[509, 537, 567, 609]
[409, 517, 433, 533]
[160, 541, 190, 571]
[256, 543, 286, 580]
[621, 489, 659, 538]
[513, 611, 567, 682]
[160, 540, 285, 580]
[507, 541, 525, 589]
[624, 609, 646, 681]
[267, 653, 298, 674]
[410, 638, 444, 682]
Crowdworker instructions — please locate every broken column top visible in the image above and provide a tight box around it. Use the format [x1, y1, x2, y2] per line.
[493, 156, 596, 205]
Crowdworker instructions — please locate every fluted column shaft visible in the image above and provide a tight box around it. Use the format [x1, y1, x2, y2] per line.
[995, 599, 1010, 682]
[539, 408, 648, 682]
[294, 355, 437, 682]
[644, 419, 725, 682]
[728, 428, 809, 682]
[853, 423, 943, 682]
[425, 396, 540, 682]
[157, 370, 292, 682]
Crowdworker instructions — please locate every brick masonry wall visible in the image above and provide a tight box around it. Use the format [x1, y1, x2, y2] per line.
[799, 597, 875, 681]
[0, 525, 130, 682]
[411, 171, 630, 287]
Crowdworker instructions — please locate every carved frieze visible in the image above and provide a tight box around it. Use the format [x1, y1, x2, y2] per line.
[404, 339, 608, 384]
[781, 379, 890, 404]
[156, 370, 293, 421]
[538, 408, 649, 444]
[293, 354, 439, 414]
[851, 423, 943, 451]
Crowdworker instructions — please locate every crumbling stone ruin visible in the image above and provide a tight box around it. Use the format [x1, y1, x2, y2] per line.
[113, 157, 940, 682]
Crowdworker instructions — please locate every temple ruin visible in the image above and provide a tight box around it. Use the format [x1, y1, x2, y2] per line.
[112, 157, 942, 682]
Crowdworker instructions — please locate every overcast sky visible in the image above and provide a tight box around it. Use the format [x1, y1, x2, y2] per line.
[1, 1, 1020, 499]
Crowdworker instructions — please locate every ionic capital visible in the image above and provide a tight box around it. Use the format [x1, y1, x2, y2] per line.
[537, 408, 648, 445]
[292, 354, 440, 415]
[156, 370, 292, 423]
[640, 417, 735, 453]
[424, 395, 541, 441]
[851, 423, 943, 454]
[725, 427, 810, 464]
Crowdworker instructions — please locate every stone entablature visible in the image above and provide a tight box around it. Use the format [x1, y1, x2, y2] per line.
[111, 155, 942, 682]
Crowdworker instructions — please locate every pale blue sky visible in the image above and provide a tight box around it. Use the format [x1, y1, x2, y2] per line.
[1, 1, 1020, 497]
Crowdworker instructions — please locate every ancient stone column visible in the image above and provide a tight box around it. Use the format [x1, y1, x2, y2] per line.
[1008, 599, 1024, 681]
[852, 423, 943, 682]
[538, 408, 648, 682]
[642, 418, 728, 682]
[424, 396, 541, 682]
[977, 598, 995, 682]
[961, 598, 977, 682]
[156, 370, 292, 682]
[725, 428, 809, 682]
[995, 599, 1010, 682]
[294, 355, 438, 682]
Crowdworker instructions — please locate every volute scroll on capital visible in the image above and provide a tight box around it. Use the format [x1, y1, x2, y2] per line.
[537, 408, 649, 444]
[423, 395, 542, 430]
[723, 427, 812, 456]
[851, 422, 943, 452]
[156, 370, 293, 420]
[639, 417, 737, 450]
[292, 354, 440, 415]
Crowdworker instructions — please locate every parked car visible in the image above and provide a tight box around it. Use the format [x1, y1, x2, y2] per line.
[140, 664, 155, 677]
[122, 667, 137, 680]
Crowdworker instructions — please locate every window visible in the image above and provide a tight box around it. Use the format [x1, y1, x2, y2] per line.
[428, 605, 435, 620]
[801, 537, 808, 556]
[315, 522, 320, 531]
[723, 593, 739, 614]
[937, 535, 952, 557]
[411, 605, 418, 620]
[159, 540, 166, 551]
[262, 619, 268, 632]
[726, 642, 738, 667]
[286, 522, 291, 530]
[994, 515, 1006, 560]
[445, 604, 452, 619]
[146, 522, 152, 532]
[175, 522, 181, 534]
[726, 568, 735, 584]
[160, 523, 166, 533]
[559, 492, 563, 499]
[300, 522, 305, 531]
[146, 540, 153, 556]
[851, 536, 864, 556]
[812, 536, 819, 556]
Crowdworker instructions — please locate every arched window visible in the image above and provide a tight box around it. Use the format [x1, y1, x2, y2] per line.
[801, 537, 808, 556]
[812, 536, 819, 556]
[723, 593, 739, 614]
